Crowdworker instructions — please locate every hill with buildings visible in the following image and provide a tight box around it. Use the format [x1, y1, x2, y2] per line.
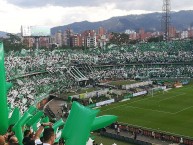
[51, 10, 193, 34]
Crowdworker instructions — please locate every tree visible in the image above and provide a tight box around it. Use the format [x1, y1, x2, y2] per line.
[0, 33, 26, 52]
[109, 32, 130, 45]
[147, 35, 163, 42]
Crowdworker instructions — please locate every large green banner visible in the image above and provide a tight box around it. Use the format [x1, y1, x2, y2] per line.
[0, 42, 8, 134]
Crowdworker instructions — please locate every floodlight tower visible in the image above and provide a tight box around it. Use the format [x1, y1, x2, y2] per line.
[35, 36, 40, 49]
[162, 0, 171, 41]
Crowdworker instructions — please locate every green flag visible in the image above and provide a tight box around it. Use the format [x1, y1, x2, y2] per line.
[0, 42, 9, 134]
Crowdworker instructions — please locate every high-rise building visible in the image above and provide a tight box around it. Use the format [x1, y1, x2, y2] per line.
[70, 34, 83, 47]
[169, 26, 176, 38]
[39, 37, 50, 48]
[188, 27, 193, 38]
[55, 30, 63, 47]
[77, 34, 83, 47]
[23, 37, 34, 48]
[82, 30, 97, 48]
[139, 28, 145, 40]
[70, 35, 78, 47]
[125, 29, 135, 35]
[129, 32, 137, 40]
[181, 31, 188, 39]
[98, 27, 106, 36]
[97, 35, 108, 48]
[65, 28, 73, 46]
[62, 31, 68, 46]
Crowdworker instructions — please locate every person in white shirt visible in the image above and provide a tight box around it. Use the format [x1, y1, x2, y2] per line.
[34, 122, 55, 145]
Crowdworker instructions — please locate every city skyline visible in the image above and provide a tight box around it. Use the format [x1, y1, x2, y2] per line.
[1, 0, 193, 33]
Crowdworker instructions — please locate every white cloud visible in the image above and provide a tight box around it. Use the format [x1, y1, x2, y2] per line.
[6, 0, 101, 8]
[6, 0, 193, 11]
[0, 0, 193, 33]
[0, 1, 152, 33]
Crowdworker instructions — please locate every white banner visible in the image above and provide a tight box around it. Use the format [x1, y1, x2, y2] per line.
[123, 81, 152, 90]
[133, 91, 147, 97]
[96, 99, 115, 107]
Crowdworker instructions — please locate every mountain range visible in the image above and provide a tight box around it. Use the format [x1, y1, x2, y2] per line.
[51, 10, 193, 35]
[0, 31, 7, 37]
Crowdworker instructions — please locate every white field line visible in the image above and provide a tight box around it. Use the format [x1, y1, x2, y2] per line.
[173, 105, 193, 114]
[122, 102, 193, 115]
[101, 92, 184, 113]
[126, 104, 193, 115]
[101, 85, 193, 113]
[158, 93, 186, 103]
[124, 105, 174, 114]
[101, 96, 155, 112]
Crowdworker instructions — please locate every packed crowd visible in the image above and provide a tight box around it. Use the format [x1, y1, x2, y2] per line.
[5, 40, 193, 80]
[0, 122, 65, 145]
[126, 65, 193, 79]
[5, 40, 193, 112]
[0, 40, 192, 145]
[87, 65, 193, 81]
[7, 69, 75, 113]
[85, 40, 193, 64]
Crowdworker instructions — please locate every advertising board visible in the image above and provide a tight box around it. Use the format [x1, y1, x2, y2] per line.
[21, 25, 50, 37]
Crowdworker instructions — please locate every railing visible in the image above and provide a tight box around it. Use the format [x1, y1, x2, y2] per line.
[117, 122, 193, 145]
[100, 131, 152, 145]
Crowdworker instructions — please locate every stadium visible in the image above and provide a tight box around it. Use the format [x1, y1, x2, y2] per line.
[0, 38, 193, 145]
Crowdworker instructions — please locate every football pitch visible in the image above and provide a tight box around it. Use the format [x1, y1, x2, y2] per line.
[100, 84, 193, 138]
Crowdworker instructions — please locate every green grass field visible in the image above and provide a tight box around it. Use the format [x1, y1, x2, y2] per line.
[100, 84, 193, 138]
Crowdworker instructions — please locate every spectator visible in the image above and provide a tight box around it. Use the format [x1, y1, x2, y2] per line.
[180, 137, 183, 144]
[8, 135, 19, 145]
[114, 123, 117, 133]
[134, 132, 137, 140]
[34, 122, 55, 145]
[152, 131, 155, 139]
[0, 135, 6, 145]
[117, 126, 120, 135]
[23, 129, 34, 145]
[125, 125, 129, 133]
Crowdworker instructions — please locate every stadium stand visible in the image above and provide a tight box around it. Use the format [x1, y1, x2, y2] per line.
[2, 40, 193, 145]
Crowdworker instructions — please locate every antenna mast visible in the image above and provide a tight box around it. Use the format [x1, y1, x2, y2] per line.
[162, 0, 171, 41]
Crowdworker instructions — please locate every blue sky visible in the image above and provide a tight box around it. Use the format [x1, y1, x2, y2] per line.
[1, 0, 193, 33]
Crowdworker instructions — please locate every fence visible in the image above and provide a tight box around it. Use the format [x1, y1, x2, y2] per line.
[100, 131, 152, 145]
[117, 122, 193, 145]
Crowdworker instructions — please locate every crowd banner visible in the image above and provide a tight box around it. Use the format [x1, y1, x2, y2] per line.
[87, 103, 96, 108]
[26, 111, 44, 126]
[12, 112, 32, 145]
[53, 118, 65, 133]
[0, 42, 9, 134]
[72, 89, 110, 99]
[123, 81, 152, 90]
[61, 101, 99, 145]
[27, 106, 37, 115]
[133, 91, 147, 97]
[91, 115, 117, 131]
[32, 123, 39, 132]
[96, 99, 115, 107]
[40, 116, 49, 123]
[55, 130, 62, 143]
[9, 107, 21, 126]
